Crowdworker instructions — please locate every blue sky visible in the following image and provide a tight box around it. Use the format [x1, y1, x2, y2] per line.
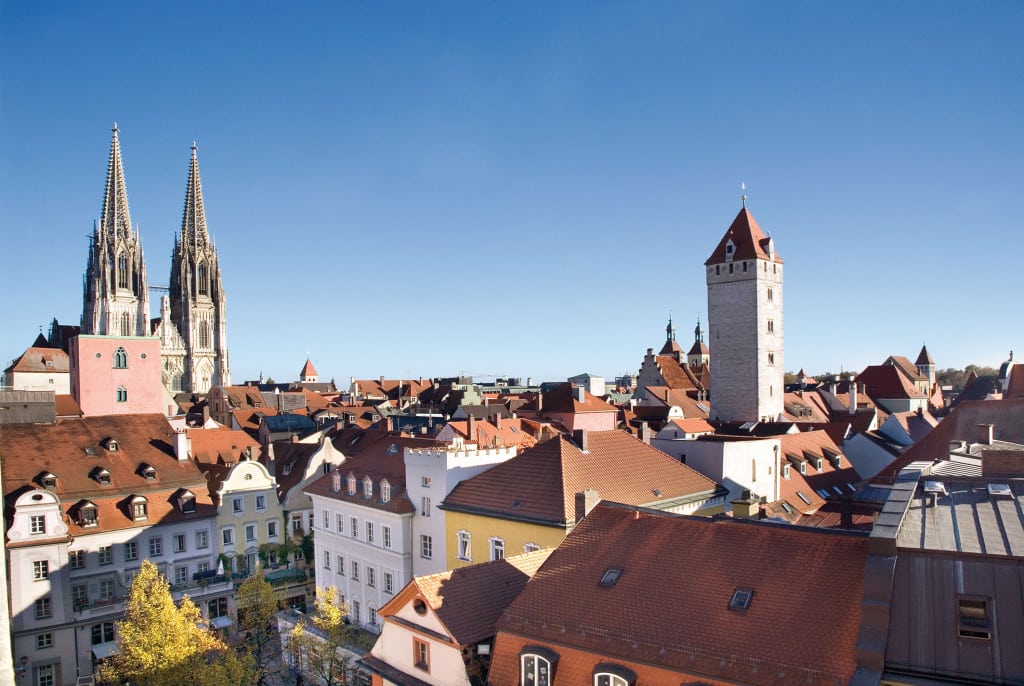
[2, 2, 1021, 385]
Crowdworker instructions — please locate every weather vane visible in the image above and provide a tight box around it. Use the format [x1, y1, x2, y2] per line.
[741, 182, 747, 208]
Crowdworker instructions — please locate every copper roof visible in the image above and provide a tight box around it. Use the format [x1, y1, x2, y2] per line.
[441, 430, 721, 525]
[489, 502, 866, 686]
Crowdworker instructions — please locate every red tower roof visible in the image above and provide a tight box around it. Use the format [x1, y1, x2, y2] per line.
[705, 207, 783, 265]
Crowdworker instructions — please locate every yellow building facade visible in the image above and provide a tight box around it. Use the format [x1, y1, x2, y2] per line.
[443, 510, 566, 568]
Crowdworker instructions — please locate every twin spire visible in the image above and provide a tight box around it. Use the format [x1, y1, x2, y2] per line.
[180, 140, 210, 252]
[100, 123, 134, 242]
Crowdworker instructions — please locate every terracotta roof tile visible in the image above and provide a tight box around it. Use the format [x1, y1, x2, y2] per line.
[777, 430, 862, 514]
[4, 346, 70, 374]
[855, 365, 926, 401]
[489, 502, 866, 686]
[300, 358, 318, 378]
[705, 207, 783, 265]
[442, 431, 721, 525]
[55, 394, 83, 417]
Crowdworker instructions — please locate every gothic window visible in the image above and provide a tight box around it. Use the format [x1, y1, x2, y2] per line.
[121, 312, 131, 336]
[197, 262, 208, 296]
[198, 321, 210, 349]
[116, 386, 127, 403]
[117, 253, 128, 289]
[113, 347, 128, 369]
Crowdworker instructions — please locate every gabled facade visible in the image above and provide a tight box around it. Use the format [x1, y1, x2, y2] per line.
[3, 338, 70, 394]
[705, 206, 783, 422]
[168, 144, 230, 393]
[81, 125, 150, 339]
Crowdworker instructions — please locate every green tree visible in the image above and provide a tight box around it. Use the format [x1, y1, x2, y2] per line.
[234, 572, 284, 686]
[103, 560, 252, 686]
[288, 586, 356, 685]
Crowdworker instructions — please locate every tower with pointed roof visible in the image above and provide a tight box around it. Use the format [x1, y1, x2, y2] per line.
[81, 125, 150, 336]
[168, 143, 230, 394]
[300, 357, 319, 384]
[659, 315, 683, 359]
[705, 205, 783, 422]
[915, 344, 935, 391]
[687, 319, 710, 370]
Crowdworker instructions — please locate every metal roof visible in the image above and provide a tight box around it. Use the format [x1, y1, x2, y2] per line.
[897, 479, 1024, 555]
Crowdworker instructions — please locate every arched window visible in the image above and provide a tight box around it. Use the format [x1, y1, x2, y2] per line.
[121, 312, 131, 336]
[520, 647, 557, 686]
[198, 321, 210, 349]
[117, 253, 128, 289]
[197, 262, 208, 295]
[130, 496, 148, 521]
[593, 664, 636, 686]
[116, 386, 127, 403]
[113, 347, 128, 369]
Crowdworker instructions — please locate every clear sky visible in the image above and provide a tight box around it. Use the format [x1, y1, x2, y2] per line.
[2, 2, 1021, 385]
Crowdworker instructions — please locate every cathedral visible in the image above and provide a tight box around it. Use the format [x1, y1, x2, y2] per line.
[81, 125, 230, 395]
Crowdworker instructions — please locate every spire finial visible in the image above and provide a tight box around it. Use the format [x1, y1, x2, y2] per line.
[192, 140, 197, 153]
[741, 181, 747, 208]
[112, 122, 118, 134]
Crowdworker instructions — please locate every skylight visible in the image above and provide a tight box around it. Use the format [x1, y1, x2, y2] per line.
[729, 588, 753, 611]
[599, 567, 623, 588]
[987, 483, 1013, 499]
[796, 491, 812, 505]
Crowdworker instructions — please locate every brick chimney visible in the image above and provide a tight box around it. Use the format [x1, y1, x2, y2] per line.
[468, 415, 477, 442]
[575, 489, 600, 523]
[494, 414, 502, 430]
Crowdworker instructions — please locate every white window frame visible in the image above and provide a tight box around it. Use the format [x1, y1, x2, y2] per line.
[457, 531, 472, 561]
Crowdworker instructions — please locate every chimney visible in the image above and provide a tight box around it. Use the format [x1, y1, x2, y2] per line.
[848, 375, 857, 415]
[573, 429, 589, 452]
[664, 388, 670, 402]
[203, 405, 211, 425]
[575, 385, 586, 403]
[536, 392, 543, 412]
[468, 415, 477, 441]
[639, 421, 652, 445]
[978, 423, 994, 446]
[173, 429, 191, 462]
[494, 414, 503, 430]
[574, 489, 600, 523]
[840, 496, 853, 528]
[730, 489, 760, 519]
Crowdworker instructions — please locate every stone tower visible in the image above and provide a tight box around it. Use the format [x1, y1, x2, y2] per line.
[705, 206, 783, 422]
[82, 125, 150, 336]
[169, 143, 230, 393]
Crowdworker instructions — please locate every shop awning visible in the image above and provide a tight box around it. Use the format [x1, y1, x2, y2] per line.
[210, 616, 233, 629]
[91, 642, 118, 660]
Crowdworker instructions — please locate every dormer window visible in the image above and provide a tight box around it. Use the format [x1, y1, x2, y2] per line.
[331, 471, 342, 493]
[363, 477, 373, 499]
[94, 468, 112, 486]
[799, 461, 807, 475]
[104, 438, 120, 452]
[814, 458, 823, 471]
[140, 465, 157, 481]
[782, 463, 791, 479]
[130, 496, 148, 521]
[380, 479, 391, 504]
[178, 491, 197, 515]
[79, 501, 98, 527]
[725, 239, 735, 261]
[347, 474, 356, 496]
[40, 473, 58, 490]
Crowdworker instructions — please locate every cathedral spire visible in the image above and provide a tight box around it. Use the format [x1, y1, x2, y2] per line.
[180, 141, 209, 251]
[100, 123, 133, 242]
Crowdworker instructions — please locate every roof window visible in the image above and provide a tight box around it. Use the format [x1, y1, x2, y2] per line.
[139, 464, 157, 481]
[796, 491, 812, 505]
[178, 491, 197, 514]
[78, 501, 98, 527]
[93, 468, 112, 486]
[987, 483, 1013, 499]
[103, 437, 119, 452]
[729, 587, 754, 611]
[386, 443, 399, 455]
[40, 472, 58, 490]
[599, 567, 623, 588]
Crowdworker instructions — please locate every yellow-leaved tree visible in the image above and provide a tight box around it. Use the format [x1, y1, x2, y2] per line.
[288, 585, 356, 685]
[102, 560, 252, 686]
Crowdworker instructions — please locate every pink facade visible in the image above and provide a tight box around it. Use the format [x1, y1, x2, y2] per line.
[545, 410, 617, 432]
[70, 335, 166, 416]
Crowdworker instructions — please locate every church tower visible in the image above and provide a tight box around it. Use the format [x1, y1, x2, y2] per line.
[82, 125, 150, 336]
[705, 205, 783, 422]
[169, 143, 230, 394]
[687, 319, 710, 370]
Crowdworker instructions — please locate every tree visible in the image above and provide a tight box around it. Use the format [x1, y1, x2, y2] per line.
[102, 560, 252, 686]
[287, 586, 356, 685]
[234, 572, 284, 686]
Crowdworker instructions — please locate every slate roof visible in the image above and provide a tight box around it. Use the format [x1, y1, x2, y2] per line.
[489, 502, 866, 686]
[705, 207, 783, 265]
[441, 430, 722, 526]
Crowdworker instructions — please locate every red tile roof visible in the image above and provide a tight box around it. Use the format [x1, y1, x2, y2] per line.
[705, 207, 783, 265]
[654, 356, 702, 391]
[443, 417, 537, 450]
[489, 502, 866, 686]
[4, 346, 69, 374]
[300, 357, 318, 378]
[187, 426, 262, 465]
[777, 430, 862, 515]
[855, 365, 926, 401]
[441, 431, 721, 526]
[55, 394, 83, 417]
[915, 345, 934, 366]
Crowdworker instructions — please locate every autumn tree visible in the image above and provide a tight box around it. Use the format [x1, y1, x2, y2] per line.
[234, 572, 283, 686]
[102, 560, 252, 686]
[287, 585, 356, 685]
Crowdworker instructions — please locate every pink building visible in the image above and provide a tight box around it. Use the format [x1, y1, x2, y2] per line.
[70, 335, 167, 416]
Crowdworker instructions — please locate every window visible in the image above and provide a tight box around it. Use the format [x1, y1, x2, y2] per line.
[116, 386, 128, 403]
[36, 664, 56, 686]
[767, 351, 775, 366]
[99, 546, 113, 565]
[363, 477, 373, 499]
[69, 550, 85, 569]
[369, 605, 378, 627]
[175, 566, 188, 585]
[420, 535, 433, 559]
[80, 503, 98, 526]
[291, 513, 303, 533]
[959, 597, 991, 639]
[72, 584, 88, 608]
[336, 514, 344, 534]
[208, 597, 228, 619]
[384, 571, 394, 594]
[767, 287, 774, 301]
[267, 521, 278, 538]
[35, 597, 51, 622]
[347, 475, 356, 495]
[255, 495, 266, 511]
[729, 587, 754, 611]
[366, 522, 374, 544]
[524, 543, 541, 553]
[599, 567, 623, 587]
[117, 253, 128, 289]
[99, 579, 114, 601]
[351, 560, 359, 581]
[381, 480, 391, 503]
[30, 515, 45, 535]
[196, 531, 208, 549]
[197, 262, 208, 296]
[382, 525, 392, 549]
[367, 566, 376, 588]
[520, 653, 553, 685]
[421, 476, 431, 488]
[353, 601, 361, 624]
[197, 562, 210, 574]
[33, 560, 49, 580]
[36, 633, 53, 650]
[132, 498, 148, 520]
[337, 556, 345, 575]
[457, 531, 471, 561]
[180, 493, 196, 514]
[198, 320, 211, 349]
[149, 537, 163, 557]
[594, 670, 634, 686]
[91, 622, 115, 645]
[245, 524, 256, 542]
[490, 537, 505, 561]
[113, 347, 128, 369]
[767, 319, 775, 333]
[413, 638, 430, 672]
[232, 497, 243, 514]
[323, 551, 331, 570]
[123, 542, 137, 561]
[95, 469, 111, 486]
[222, 527, 234, 545]
[322, 509, 329, 529]
[421, 496, 431, 517]
[351, 517, 358, 539]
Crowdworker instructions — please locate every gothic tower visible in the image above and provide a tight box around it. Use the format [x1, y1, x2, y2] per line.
[82, 125, 150, 336]
[169, 143, 230, 394]
[705, 205, 783, 422]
